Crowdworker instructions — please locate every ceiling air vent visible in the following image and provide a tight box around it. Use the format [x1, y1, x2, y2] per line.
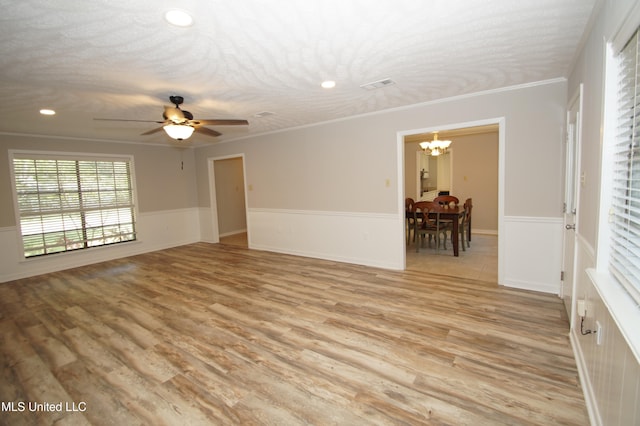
[253, 111, 275, 118]
[360, 78, 396, 90]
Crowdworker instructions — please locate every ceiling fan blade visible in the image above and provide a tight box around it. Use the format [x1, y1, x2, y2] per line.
[195, 127, 222, 137]
[194, 119, 249, 126]
[164, 106, 185, 123]
[141, 127, 165, 136]
[94, 118, 165, 123]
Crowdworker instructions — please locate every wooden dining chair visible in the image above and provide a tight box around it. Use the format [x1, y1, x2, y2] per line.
[405, 197, 415, 244]
[412, 201, 450, 252]
[463, 198, 473, 246]
[451, 207, 467, 252]
[433, 195, 459, 229]
[433, 195, 459, 208]
[405, 197, 415, 211]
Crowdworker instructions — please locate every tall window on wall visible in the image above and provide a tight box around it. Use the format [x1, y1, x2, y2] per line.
[611, 28, 640, 305]
[10, 152, 137, 258]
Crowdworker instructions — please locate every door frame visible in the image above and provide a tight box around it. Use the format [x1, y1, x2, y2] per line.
[562, 84, 583, 327]
[207, 153, 249, 245]
[397, 117, 505, 283]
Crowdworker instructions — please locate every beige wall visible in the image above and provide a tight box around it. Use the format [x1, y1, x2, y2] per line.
[0, 135, 198, 227]
[404, 143, 419, 200]
[196, 80, 566, 220]
[451, 132, 499, 232]
[197, 120, 398, 213]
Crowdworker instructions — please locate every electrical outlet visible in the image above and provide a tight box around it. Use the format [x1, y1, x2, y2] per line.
[596, 321, 603, 345]
[577, 299, 587, 317]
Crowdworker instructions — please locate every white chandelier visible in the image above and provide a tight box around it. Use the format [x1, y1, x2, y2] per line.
[419, 131, 452, 156]
[163, 124, 195, 141]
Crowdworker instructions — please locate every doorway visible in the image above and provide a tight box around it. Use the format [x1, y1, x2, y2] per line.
[415, 150, 451, 201]
[399, 118, 505, 284]
[208, 155, 249, 248]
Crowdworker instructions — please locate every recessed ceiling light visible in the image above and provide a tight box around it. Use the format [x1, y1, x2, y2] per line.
[39, 109, 55, 115]
[321, 80, 336, 89]
[165, 9, 193, 27]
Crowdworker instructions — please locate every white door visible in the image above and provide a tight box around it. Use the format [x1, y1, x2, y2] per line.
[561, 85, 582, 325]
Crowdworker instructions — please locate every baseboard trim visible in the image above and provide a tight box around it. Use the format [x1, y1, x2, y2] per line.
[219, 229, 247, 238]
[570, 329, 601, 426]
[250, 243, 404, 271]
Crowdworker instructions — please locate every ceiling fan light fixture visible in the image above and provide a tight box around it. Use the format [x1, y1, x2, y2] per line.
[164, 9, 194, 27]
[163, 124, 195, 140]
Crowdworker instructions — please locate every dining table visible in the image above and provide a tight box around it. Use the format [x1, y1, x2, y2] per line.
[407, 204, 464, 257]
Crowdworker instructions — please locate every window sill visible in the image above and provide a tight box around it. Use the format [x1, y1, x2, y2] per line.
[17, 239, 141, 264]
[587, 268, 640, 364]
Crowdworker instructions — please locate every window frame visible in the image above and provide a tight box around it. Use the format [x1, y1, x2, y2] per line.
[9, 150, 139, 260]
[590, 20, 640, 364]
[607, 29, 640, 305]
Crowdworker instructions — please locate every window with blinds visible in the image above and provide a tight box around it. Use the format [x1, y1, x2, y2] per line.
[612, 29, 640, 305]
[11, 153, 137, 258]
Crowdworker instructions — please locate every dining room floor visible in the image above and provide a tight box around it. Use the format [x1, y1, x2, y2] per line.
[220, 231, 498, 284]
[405, 233, 498, 283]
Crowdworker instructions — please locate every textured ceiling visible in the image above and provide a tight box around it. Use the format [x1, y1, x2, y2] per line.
[0, 0, 597, 147]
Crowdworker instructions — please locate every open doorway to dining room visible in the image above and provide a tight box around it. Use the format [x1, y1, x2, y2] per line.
[400, 119, 504, 284]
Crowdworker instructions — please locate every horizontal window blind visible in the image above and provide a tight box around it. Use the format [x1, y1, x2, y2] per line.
[11, 153, 136, 258]
[611, 29, 640, 305]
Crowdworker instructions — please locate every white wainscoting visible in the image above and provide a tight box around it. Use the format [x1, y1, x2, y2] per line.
[198, 207, 216, 243]
[247, 208, 404, 270]
[570, 234, 640, 426]
[502, 216, 563, 294]
[0, 208, 202, 283]
[570, 235, 600, 425]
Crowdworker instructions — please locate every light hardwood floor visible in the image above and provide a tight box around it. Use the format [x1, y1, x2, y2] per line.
[0, 238, 587, 425]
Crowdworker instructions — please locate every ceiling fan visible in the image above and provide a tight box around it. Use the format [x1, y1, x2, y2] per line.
[95, 95, 248, 140]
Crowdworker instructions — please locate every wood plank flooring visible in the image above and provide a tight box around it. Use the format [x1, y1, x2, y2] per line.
[0, 242, 588, 425]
